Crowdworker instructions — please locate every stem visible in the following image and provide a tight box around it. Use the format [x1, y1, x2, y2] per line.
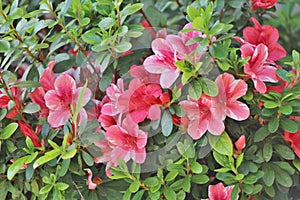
[0, 10, 41, 62]
[139, 9, 154, 29]
[47, 4, 85, 52]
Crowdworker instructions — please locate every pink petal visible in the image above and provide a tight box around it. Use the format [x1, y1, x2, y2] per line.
[133, 148, 146, 163]
[130, 109, 148, 123]
[208, 183, 227, 200]
[152, 38, 173, 57]
[160, 70, 179, 88]
[144, 55, 171, 73]
[253, 78, 267, 94]
[207, 116, 225, 135]
[48, 110, 70, 127]
[74, 87, 92, 106]
[148, 105, 161, 121]
[54, 74, 76, 103]
[44, 90, 65, 110]
[226, 101, 250, 121]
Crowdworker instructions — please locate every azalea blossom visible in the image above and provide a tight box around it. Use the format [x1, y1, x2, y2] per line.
[179, 95, 225, 139]
[18, 120, 42, 147]
[234, 17, 286, 61]
[95, 116, 148, 176]
[85, 168, 97, 190]
[0, 87, 22, 119]
[144, 35, 188, 88]
[44, 74, 91, 128]
[120, 78, 170, 123]
[240, 43, 278, 93]
[235, 135, 246, 153]
[30, 61, 56, 118]
[203, 182, 238, 200]
[213, 73, 250, 121]
[100, 79, 126, 126]
[250, 0, 278, 10]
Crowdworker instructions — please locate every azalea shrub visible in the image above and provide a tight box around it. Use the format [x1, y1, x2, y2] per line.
[1, 0, 300, 199]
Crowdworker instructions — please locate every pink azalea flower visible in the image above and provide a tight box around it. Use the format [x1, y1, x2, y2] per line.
[105, 117, 148, 164]
[129, 65, 160, 85]
[30, 61, 56, 118]
[234, 17, 286, 61]
[213, 73, 250, 121]
[84, 168, 97, 190]
[119, 78, 170, 123]
[144, 35, 188, 88]
[203, 182, 238, 200]
[101, 79, 126, 120]
[179, 95, 225, 139]
[44, 74, 91, 128]
[179, 22, 206, 63]
[240, 43, 278, 93]
[250, 0, 278, 10]
[94, 139, 117, 176]
[95, 117, 148, 176]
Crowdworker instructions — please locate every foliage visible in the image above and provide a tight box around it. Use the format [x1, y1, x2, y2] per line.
[0, 0, 300, 199]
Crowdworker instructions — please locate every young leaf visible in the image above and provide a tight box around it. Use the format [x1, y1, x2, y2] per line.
[0, 122, 18, 140]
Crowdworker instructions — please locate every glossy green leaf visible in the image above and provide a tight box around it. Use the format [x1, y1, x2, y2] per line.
[208, 132, 233, 156]
[0, 122, 18, 140]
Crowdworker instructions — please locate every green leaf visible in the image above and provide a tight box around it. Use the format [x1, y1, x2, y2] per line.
[279, 104, 292, 115]
[12, 81, 41, 88]
[268, 117, 279, 133]
[263, 140, 272, 162]
[7, 152, 38, 180]
[208, 132, 233, 156]
[262, 164, 275, 187]
[143, 177, 159, 187]
[236, 153, 244, 169]
[59, 159, 70, 177]
[33, 149, 61, 169]
[243, 175, 257, 184]
[209, 40, 230, 59]
[182, 175, 191, 192]
[161, 110, 173, 137]
[129, 181, 140, 193]
[190, 162, 203, 174]
[253, 126, 270, 142]
[132, 190, 145, 200]
[293, 159, 300, 171]
[23, 103, 41, 114]
[0, 40, 10, 52]
[81, 151, 94, 167]
[0, 123, 18, 140]
[264, 101, 278, 109]
[276, 69, 291, 83]
[188, 78, 202, 100]
[213, 151, 229, 167]
[200, 77, 218, 97]
[163, 186, 176, 200]
[280, 118, 299, 133]
[115, 41, 132, 53]
[274, 166, 293, 187]
[53, 58, 76, 73]
[61, 148, 77, 159]
[231, 184, 239, 200]
[82, 30, 102, 44]
[274, 144, 295, 160]
[209, 22, 233, 36]
[99, 17, 115, 30]
[191, 174, 209, 184]
[165, 171, 179, 182]
[121, 3, 143, 17]
[55, 182, 69, 191]
[39, 185, 53, 194]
